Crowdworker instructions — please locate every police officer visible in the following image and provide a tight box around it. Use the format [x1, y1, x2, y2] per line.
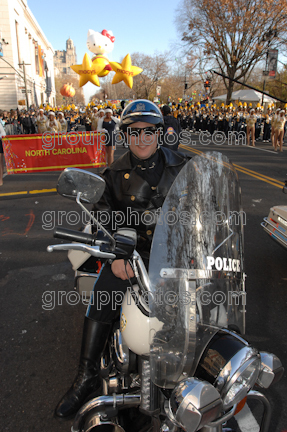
[54, 100, 189, 420]
[161, 105, 182, 151]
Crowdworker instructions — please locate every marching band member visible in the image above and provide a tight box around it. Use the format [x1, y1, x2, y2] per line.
[217, 109, 224, 132]
[274, 110, 286, 152]
[91, 107, 99, 131]
[271, 108, 280, 148]
[98, 109, 105, 119]
[57, 112, 68, 133]
[255, 106, 262, 141]
[246, 108, 257, 146]
[36, 109, 47, 134]
[45, 111, 61, 133]
[263, 107, 272, 142]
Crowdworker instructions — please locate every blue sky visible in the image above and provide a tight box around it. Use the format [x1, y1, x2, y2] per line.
[27, 0, 181, 103]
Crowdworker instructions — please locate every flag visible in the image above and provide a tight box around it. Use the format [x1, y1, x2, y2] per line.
[38, 45, 44, 77]
[267, 49, 278, 79]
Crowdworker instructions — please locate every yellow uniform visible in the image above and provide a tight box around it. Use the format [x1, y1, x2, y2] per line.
[91, 115, 98, 131]
[58, 118, 68, 133]
[36, 115, 47, 134]
[246, 115, 257, 127]
[274, 116, 286, 131]
[45, 119, 61, 133]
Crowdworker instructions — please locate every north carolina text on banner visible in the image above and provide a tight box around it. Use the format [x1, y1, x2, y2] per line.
[2, 132, 106, 174]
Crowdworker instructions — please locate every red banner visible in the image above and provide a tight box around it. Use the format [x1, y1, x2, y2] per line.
[2, 132, 106, 174]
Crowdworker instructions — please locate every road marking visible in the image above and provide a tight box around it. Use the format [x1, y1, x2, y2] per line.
[29, 188, 57, 194]
[245, 145, 277, 154]
[0, 190, 28, 197]
[232, 164, 284, 186]
[0, 188, 57, 197]
[179, 144, 285, 189]
[235, 403, 260, 431]
[234, 167, 283, 188]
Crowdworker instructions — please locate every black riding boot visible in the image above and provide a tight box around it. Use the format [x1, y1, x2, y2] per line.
[54, 317, 112, 420]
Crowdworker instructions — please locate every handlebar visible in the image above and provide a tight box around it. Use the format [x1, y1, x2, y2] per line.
[49, 227, 151, 294]
[47, 243, 116, 260]
[54, 227, 95, 245]
[49, 227, 136, 262]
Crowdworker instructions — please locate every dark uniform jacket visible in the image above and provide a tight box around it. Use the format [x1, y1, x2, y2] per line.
[162, 115, 182, 151]
[92, 147, 189, 258]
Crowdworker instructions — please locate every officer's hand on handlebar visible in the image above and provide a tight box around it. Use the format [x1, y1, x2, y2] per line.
[111, 259, 135, 280]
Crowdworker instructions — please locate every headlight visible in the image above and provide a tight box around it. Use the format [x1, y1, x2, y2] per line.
[169, 377, 223, 432]
[256, 351, 284, 388]
[195, 330, 261, 410]
[218, 349, 260, 408]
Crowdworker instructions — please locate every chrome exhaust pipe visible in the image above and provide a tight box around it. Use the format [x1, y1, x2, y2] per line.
[83, 412, 125, 432]
[72, 394, 141, 432]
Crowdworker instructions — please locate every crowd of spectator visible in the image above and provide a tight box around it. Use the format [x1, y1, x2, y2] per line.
[0, 107, 85, 135]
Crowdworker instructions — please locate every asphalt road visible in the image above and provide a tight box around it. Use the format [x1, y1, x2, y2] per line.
[0, 135, 287, 432]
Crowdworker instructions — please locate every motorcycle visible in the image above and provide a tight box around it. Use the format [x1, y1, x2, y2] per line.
[261, 180, 287, 249]
[48, 152, 283, 432]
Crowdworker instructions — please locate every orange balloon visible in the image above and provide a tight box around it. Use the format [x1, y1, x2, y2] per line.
[60, 84, 75, 98]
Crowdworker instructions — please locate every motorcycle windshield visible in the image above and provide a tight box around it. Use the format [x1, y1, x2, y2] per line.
[148, 152, 245, 388]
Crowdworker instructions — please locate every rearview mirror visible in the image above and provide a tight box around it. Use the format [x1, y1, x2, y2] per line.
[57, 168, 106, 204]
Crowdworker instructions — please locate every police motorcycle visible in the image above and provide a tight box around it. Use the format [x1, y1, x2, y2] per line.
[261, 180, 287, 250]
[48, 152, 283, 432]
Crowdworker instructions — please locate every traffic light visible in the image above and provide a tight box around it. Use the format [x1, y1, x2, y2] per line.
[204, 80, 211, 88]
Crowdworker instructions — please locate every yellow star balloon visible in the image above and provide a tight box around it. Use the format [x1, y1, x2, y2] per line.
[109, 54, 142, 89]
[70, 53, 102, 87]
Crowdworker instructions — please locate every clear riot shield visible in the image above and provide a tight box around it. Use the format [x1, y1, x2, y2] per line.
[148, 152, 245, 389]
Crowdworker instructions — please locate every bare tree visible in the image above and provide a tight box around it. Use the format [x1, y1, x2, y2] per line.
[175, 0, 287, 103]
[130, 52, 169, 99]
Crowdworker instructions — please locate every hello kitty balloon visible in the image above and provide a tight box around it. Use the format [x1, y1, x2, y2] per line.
[87, 29, 115, 77]
[70, 29, 142, 88]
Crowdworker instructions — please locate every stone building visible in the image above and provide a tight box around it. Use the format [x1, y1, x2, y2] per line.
[54, 38, 77, 77]
[0, 0, 56, 110]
